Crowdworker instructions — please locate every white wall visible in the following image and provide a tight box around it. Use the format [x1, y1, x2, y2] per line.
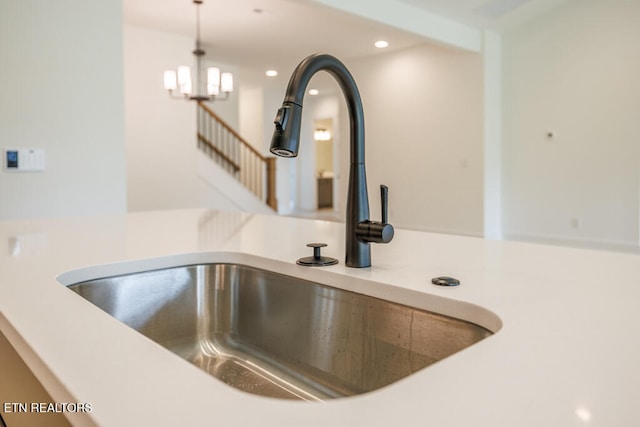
[345, 45, 484, 235]
[238, 86, 265, 151]
[0, 1, 126, 220]
[502, 0, 640, 247]
[268, 46, 484, 234]
[124, 24, 242, 213]
[483, 31, 503, 240]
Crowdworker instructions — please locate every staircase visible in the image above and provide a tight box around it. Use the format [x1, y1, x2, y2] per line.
[197, 102, 277, 211]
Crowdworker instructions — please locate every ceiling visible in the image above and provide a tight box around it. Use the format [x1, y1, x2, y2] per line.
[123, 0, 429, 74]
[400, 0, 572, 29]
[123, 0, 569, 75]
[398, 0, 535, 27]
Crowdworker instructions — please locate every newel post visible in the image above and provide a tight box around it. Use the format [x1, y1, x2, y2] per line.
[266, 157, 277, 211]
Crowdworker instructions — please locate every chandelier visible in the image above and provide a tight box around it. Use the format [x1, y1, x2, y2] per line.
[163, 0, 233, 101]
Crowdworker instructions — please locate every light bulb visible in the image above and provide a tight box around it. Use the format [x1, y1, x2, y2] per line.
[177, 66, 192, 95]
[207, 67, 220, 96]
[221, 73, 234, 93]
[163, 70, 177, 90]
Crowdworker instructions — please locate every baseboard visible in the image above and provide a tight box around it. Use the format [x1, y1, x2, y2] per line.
[503, 231, 640, 253]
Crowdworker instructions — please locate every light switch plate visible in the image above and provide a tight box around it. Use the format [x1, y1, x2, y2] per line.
[3, 148, 45, 171]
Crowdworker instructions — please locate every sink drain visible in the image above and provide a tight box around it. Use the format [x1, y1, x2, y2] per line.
[431, 276, 460, 287]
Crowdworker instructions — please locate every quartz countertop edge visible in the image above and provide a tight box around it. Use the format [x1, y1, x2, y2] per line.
[0, 208, 638, 426]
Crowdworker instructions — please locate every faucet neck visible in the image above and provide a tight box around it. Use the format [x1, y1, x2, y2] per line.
[282, 54, 365, 165]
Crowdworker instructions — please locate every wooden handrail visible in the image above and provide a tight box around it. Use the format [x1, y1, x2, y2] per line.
[197, 133, 240, 173]
[198, 101, 267, 161]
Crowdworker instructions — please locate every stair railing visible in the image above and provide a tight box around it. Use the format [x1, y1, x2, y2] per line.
[197, 102, 277, 211]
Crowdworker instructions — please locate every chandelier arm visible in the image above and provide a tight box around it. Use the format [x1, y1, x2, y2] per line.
[167, 90, 189, 100]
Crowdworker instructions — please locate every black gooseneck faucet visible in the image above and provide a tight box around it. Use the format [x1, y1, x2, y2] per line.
[270, 54, 394, 268]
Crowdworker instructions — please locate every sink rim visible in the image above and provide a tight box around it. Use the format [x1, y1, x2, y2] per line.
[57, 251, 503, 335]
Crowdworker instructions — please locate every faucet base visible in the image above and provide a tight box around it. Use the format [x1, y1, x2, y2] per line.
[345, 242, 371, 268]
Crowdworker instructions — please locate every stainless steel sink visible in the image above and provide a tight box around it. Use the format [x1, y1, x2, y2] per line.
[67, 263, 492, 400]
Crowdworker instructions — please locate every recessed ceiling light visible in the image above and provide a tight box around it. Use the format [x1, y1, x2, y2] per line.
[375, 40, 389, 49]
[308, 89, 319, 96]
[265, 70, 278, 77]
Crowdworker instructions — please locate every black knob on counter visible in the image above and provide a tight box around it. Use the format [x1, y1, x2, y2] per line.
[297, 243, 339, 267]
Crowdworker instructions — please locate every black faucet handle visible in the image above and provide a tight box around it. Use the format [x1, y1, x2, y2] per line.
[378, 184, 394, 243]
[381, 185, 389, 224]
[356, 184, 394, 244]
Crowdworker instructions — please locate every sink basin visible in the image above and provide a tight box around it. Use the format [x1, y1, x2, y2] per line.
[67, 263, 492, 400]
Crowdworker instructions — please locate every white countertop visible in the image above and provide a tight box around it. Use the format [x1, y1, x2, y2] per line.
[1, 208, 638, 426]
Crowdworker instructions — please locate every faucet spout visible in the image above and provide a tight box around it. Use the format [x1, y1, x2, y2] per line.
[270, 54, 393, 268]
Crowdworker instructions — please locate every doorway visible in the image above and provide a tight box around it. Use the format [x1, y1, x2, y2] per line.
[314, 118, 334, 211]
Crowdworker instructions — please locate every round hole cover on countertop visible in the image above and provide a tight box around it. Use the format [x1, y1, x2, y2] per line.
[431, 276, 460, 286]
